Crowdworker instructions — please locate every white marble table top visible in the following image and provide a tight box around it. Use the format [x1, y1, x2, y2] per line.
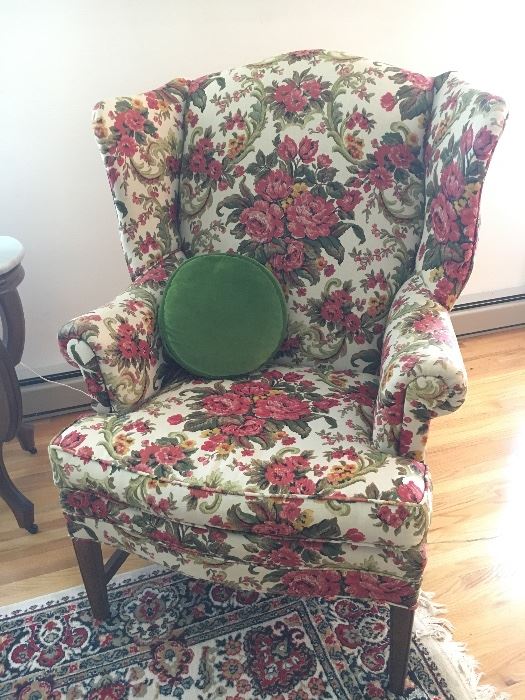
[0, 237, 24, 275]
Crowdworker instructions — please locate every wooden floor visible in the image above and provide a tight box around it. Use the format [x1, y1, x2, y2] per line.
[1, 327, 524, 696]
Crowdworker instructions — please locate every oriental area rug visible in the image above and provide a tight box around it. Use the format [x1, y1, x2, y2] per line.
[0, 566, 506, 699]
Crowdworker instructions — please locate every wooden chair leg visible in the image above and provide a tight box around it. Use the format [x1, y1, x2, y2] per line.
[388, 605, 415, 695]
[72, 538, 111, 621]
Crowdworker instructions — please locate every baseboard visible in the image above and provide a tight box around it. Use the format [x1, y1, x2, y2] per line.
[20, 372, 91, 419]
[451, 293, 525, 336]
[17, 295, 524, 418]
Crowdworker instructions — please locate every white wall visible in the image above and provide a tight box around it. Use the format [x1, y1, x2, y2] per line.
[2, 0, 523, 375]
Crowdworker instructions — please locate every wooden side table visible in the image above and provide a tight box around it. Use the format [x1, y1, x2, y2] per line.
[0, 237, 38, 533]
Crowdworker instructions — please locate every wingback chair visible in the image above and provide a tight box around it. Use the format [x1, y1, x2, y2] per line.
[49, 50, 507, 694]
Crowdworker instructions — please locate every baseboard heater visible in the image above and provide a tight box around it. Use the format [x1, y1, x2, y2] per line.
[19, 294, 525, 419]
[20, 371, 91, 420]
[451, 292, 525, 336]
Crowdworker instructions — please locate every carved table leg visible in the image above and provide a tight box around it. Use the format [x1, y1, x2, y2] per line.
[17, 422, 37, 454]
[0, 264, 37, 533]
[0, 443, 37, 533]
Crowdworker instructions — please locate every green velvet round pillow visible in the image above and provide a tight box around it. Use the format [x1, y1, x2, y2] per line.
[159, 254, 287, 378]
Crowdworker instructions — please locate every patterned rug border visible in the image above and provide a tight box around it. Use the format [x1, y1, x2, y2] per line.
[0, 565, 509, 699]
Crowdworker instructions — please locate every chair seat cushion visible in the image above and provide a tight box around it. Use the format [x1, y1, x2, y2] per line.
[50, 365, 431, 552]
[158, 254, 287, 377]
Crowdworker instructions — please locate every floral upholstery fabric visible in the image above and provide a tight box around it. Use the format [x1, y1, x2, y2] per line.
[179, 50, 432, 371]
[373, 273, 467, 459]
[92, 83, 187, 279]
[50, 366, 429, 607]
[59, 251, 186, 412]
[417, 73, 508, 309]
[51, 50, 507, 611]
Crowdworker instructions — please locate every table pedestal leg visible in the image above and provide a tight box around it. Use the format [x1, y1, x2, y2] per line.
[17, 422, 37, 454]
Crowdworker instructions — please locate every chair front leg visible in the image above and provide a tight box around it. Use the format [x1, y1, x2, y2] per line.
[72, 537, 111, 620]
[388, 605, 415, 695]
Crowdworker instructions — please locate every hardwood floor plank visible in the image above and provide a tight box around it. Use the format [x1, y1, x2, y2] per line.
[1, 327, 524, 695]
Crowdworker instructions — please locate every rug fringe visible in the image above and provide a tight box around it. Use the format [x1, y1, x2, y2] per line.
[416, 592, 510, 700]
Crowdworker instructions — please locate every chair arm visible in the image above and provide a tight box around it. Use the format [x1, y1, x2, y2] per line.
[58, 251, 186, 413]
[373, 274, 467, 459]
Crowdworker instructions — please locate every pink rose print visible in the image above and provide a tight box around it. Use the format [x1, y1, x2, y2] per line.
[66, 491, 91, 509]
[239, 200, 284, 242]
[344, 571, 414, 605]
[402, 71, 433, 90]
[280, 500, 302, 522]
[118, 338, 139, 359]
[369, 166, 393, 191]
[460, 125, 474, 153]
[387, 144, 414, 169]
[254, 395, 310, 420]
[413, 314, 443, 334]
[396, 482, 424, 503]
[337, 189, 363, 213]
[435, 277, 455, 307]
[271, 240, 305, 272]
[429, 192, 460, 243]
[207, 159, 223, 181]
[255, 170, 293, 202]
[282, 455, 309, 470]
[189, 151, 207, 174]
[377, 504, 410, 528]
[266, 462, 296, 486]
[321, 299, 344, 323]
[58, 430, 86, 450]
[345, 528, 366, 543]
[302, 79, 323, 99]
[444, 259, 470, 286]
[202, 393, 251, 416]
[167, 414, 184, 425]
[381, 397, 404, 426]
[313, 398, 339, 410]
[231, 380, 270, 396]
[225, 110, 246, 131]
[269, 547, 302, 568]
[277, 135, 298, 160]
[282, 569, 341, 597]
[441, 162, 464, 200]
[252, 521, 294, 537]
[286, 192, 338, 240]
[274, 82, 308, 113]
[343, 313, 360, 333]
[91, 498, 109, 518]
[114, 109, 145, 134]
[117, 135, 137, 157]
[298, 136, 318, 163]
[459, 193, 480, 239]
[290, 477, 316, 495]
[473, 127, 497, 159]
[317, 154, 332, 168]
[76, 446, 94, 464]
[222, 418, 265, 436]
[380, 92, 396, 111]
[398, 428, 414, 455]
[156, 445, 185, 464]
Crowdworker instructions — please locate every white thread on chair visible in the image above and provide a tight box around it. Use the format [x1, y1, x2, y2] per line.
[18, 361, 93, 401]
